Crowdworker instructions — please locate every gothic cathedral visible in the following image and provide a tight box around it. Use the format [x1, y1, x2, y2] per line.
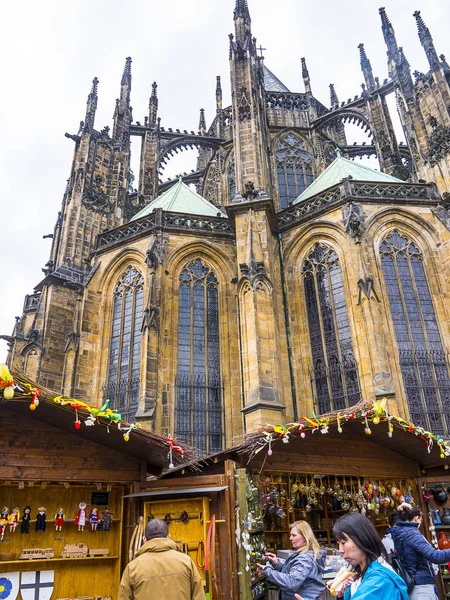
[6, 1, 450, 453]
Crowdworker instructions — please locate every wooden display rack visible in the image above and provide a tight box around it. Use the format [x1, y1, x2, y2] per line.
[0, 483, 123, 599]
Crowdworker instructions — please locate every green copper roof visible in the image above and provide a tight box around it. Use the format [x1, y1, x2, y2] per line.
[131, 178, 226, 221]
[293, 150, 403, 204]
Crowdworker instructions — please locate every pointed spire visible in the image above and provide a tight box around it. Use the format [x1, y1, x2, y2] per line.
[149, 81, 158, 126]
[379, 7, 399, 60]
[413, 10, 440, 71]
[301, 57, 312, 94]
[119, 56, 132, 109]
[198, 108, 206, 134]
[233, 0, 252, 46]
[84, 77, 99, 134]
[216, 76, 222, 112]
[234, 0, 250, 21]
[358, 43, 376, 91]
[329, 84, 339, 109]
[121, 56, 132, 86]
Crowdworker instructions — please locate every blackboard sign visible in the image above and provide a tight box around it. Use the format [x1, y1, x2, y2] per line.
[91, 492, 109, 506]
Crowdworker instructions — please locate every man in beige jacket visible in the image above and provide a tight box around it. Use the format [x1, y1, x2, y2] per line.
[119, 518, 206, 600]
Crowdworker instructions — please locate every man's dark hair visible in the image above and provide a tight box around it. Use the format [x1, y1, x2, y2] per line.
[333, 512, 387, 572]
[397, 505, 422, 522]
[145, 518, 169, 540]
[388, 511, 398, 528]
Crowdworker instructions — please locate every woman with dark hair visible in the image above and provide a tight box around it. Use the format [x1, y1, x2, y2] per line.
[257, 520, 326, 600]
[391, 504, 450, 599]
[332, 512, 408, 600]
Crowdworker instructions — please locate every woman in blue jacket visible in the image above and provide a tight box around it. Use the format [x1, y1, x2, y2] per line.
[257, 520, 326, 600]
[392, 504, 450, 599]
[332, 512, 409, 600]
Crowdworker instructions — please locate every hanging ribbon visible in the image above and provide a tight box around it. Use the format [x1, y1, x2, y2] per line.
[165, 435, 184, 468]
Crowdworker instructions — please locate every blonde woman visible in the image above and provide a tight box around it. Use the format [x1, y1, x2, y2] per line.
[257, 520, 326, 600]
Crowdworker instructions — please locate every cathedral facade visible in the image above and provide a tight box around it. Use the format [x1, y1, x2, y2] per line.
[6, 1, 450, 452]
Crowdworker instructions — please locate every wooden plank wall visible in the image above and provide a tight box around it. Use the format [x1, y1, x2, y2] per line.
[0, 410, 141, 483]
[246, 432, 419, 479]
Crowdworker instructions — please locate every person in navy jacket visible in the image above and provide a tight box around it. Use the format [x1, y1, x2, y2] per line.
[392, 504, 450, 599]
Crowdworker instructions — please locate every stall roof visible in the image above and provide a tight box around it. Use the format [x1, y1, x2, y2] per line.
[5, 370, 194, 475]
[161, 400, 450, 476]
[123, 486, 228, 498]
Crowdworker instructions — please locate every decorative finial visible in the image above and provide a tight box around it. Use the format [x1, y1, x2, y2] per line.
[234, 0, 250, 21]
[329, 84, 339, 108]
[121, 57, 132, 86]
[198, 108, 206, 133]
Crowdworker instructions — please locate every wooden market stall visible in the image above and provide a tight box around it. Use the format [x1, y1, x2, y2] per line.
[0, 369, 190, 600]
[137, 400, 450, 600]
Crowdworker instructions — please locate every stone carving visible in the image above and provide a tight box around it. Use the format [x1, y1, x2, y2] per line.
[145, 232, 169, 271]
[82, 175, 112, 214]
[428, 120, 450, 165]
[432, 192, 450, 231]
[342, 201, 365, 243]
[357, 277, 380, 305]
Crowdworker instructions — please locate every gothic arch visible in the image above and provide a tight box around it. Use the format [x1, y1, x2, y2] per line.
[95, 248, 147, 294]
[165, 242, 235, 285]
[299, 242, 361, 413]
[271, 132, 315, 209]
[22, 345, 41, 381]
[314, 108, 372, 136]
[375, 228, 450, 435]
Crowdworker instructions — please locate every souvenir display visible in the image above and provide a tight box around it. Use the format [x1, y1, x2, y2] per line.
[21, 506, 31, 534]
[55, 508, 65, 531]
[19, 547, 55, 559]
[36, 506, 47, 531]
[74, 502, 87, 531]
[101, 508, 112, 531]
[61, 543, 89, 558]
[90, 508, 99, 531]
[0, 508, 9, 541]
[8, 507, 20, 532]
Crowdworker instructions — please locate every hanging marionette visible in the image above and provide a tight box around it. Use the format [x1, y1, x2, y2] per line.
[54, 508, 65, 531]
[8, 507, 20, 533]
[36, 506, 47, 532]
[101, 507, 113, 531]
[90, 507, 100, 531]
[0, 507, 9, 540]
[74, 502, 87, 531]
[21, 506, 31, 534]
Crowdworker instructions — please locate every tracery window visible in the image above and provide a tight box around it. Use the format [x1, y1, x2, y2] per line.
[176, 259, 223, 453]
[106, 266, 144, 422]
[303, 244, 360, 413]
[380, 231, 450, 435]
[276, 134, 314, 209]
[229, 155, 236, 202]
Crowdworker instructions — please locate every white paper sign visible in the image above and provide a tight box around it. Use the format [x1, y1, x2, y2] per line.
[0, 572, 20, 600]
[21, 571, 54, 600]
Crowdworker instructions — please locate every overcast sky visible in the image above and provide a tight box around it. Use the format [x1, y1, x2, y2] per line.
[1, 0, 449, 361]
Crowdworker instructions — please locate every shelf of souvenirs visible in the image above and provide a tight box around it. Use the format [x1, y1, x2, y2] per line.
[0, 555, 119, 566]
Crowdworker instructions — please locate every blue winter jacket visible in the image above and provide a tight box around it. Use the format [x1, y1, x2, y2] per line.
[263, 548, 326, 600]
[343, 561, 408, 600]
[391, 521, 450, 585]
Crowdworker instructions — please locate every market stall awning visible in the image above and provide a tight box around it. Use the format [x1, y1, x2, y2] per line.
[123, 486, 228, 498]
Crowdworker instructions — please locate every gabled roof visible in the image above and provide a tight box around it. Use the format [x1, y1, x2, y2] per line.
[131, 178, 226, 221]
[263, 64, 290, 92]
[293, 150, 403, 204]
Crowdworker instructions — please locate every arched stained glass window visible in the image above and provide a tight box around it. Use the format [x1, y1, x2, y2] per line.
[106, 266, 144, 422]
[176, 259, 223, 454]
[276, 134, 314, 209]
[303, 245, 360, 413]
[380, 231, 450, 435]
